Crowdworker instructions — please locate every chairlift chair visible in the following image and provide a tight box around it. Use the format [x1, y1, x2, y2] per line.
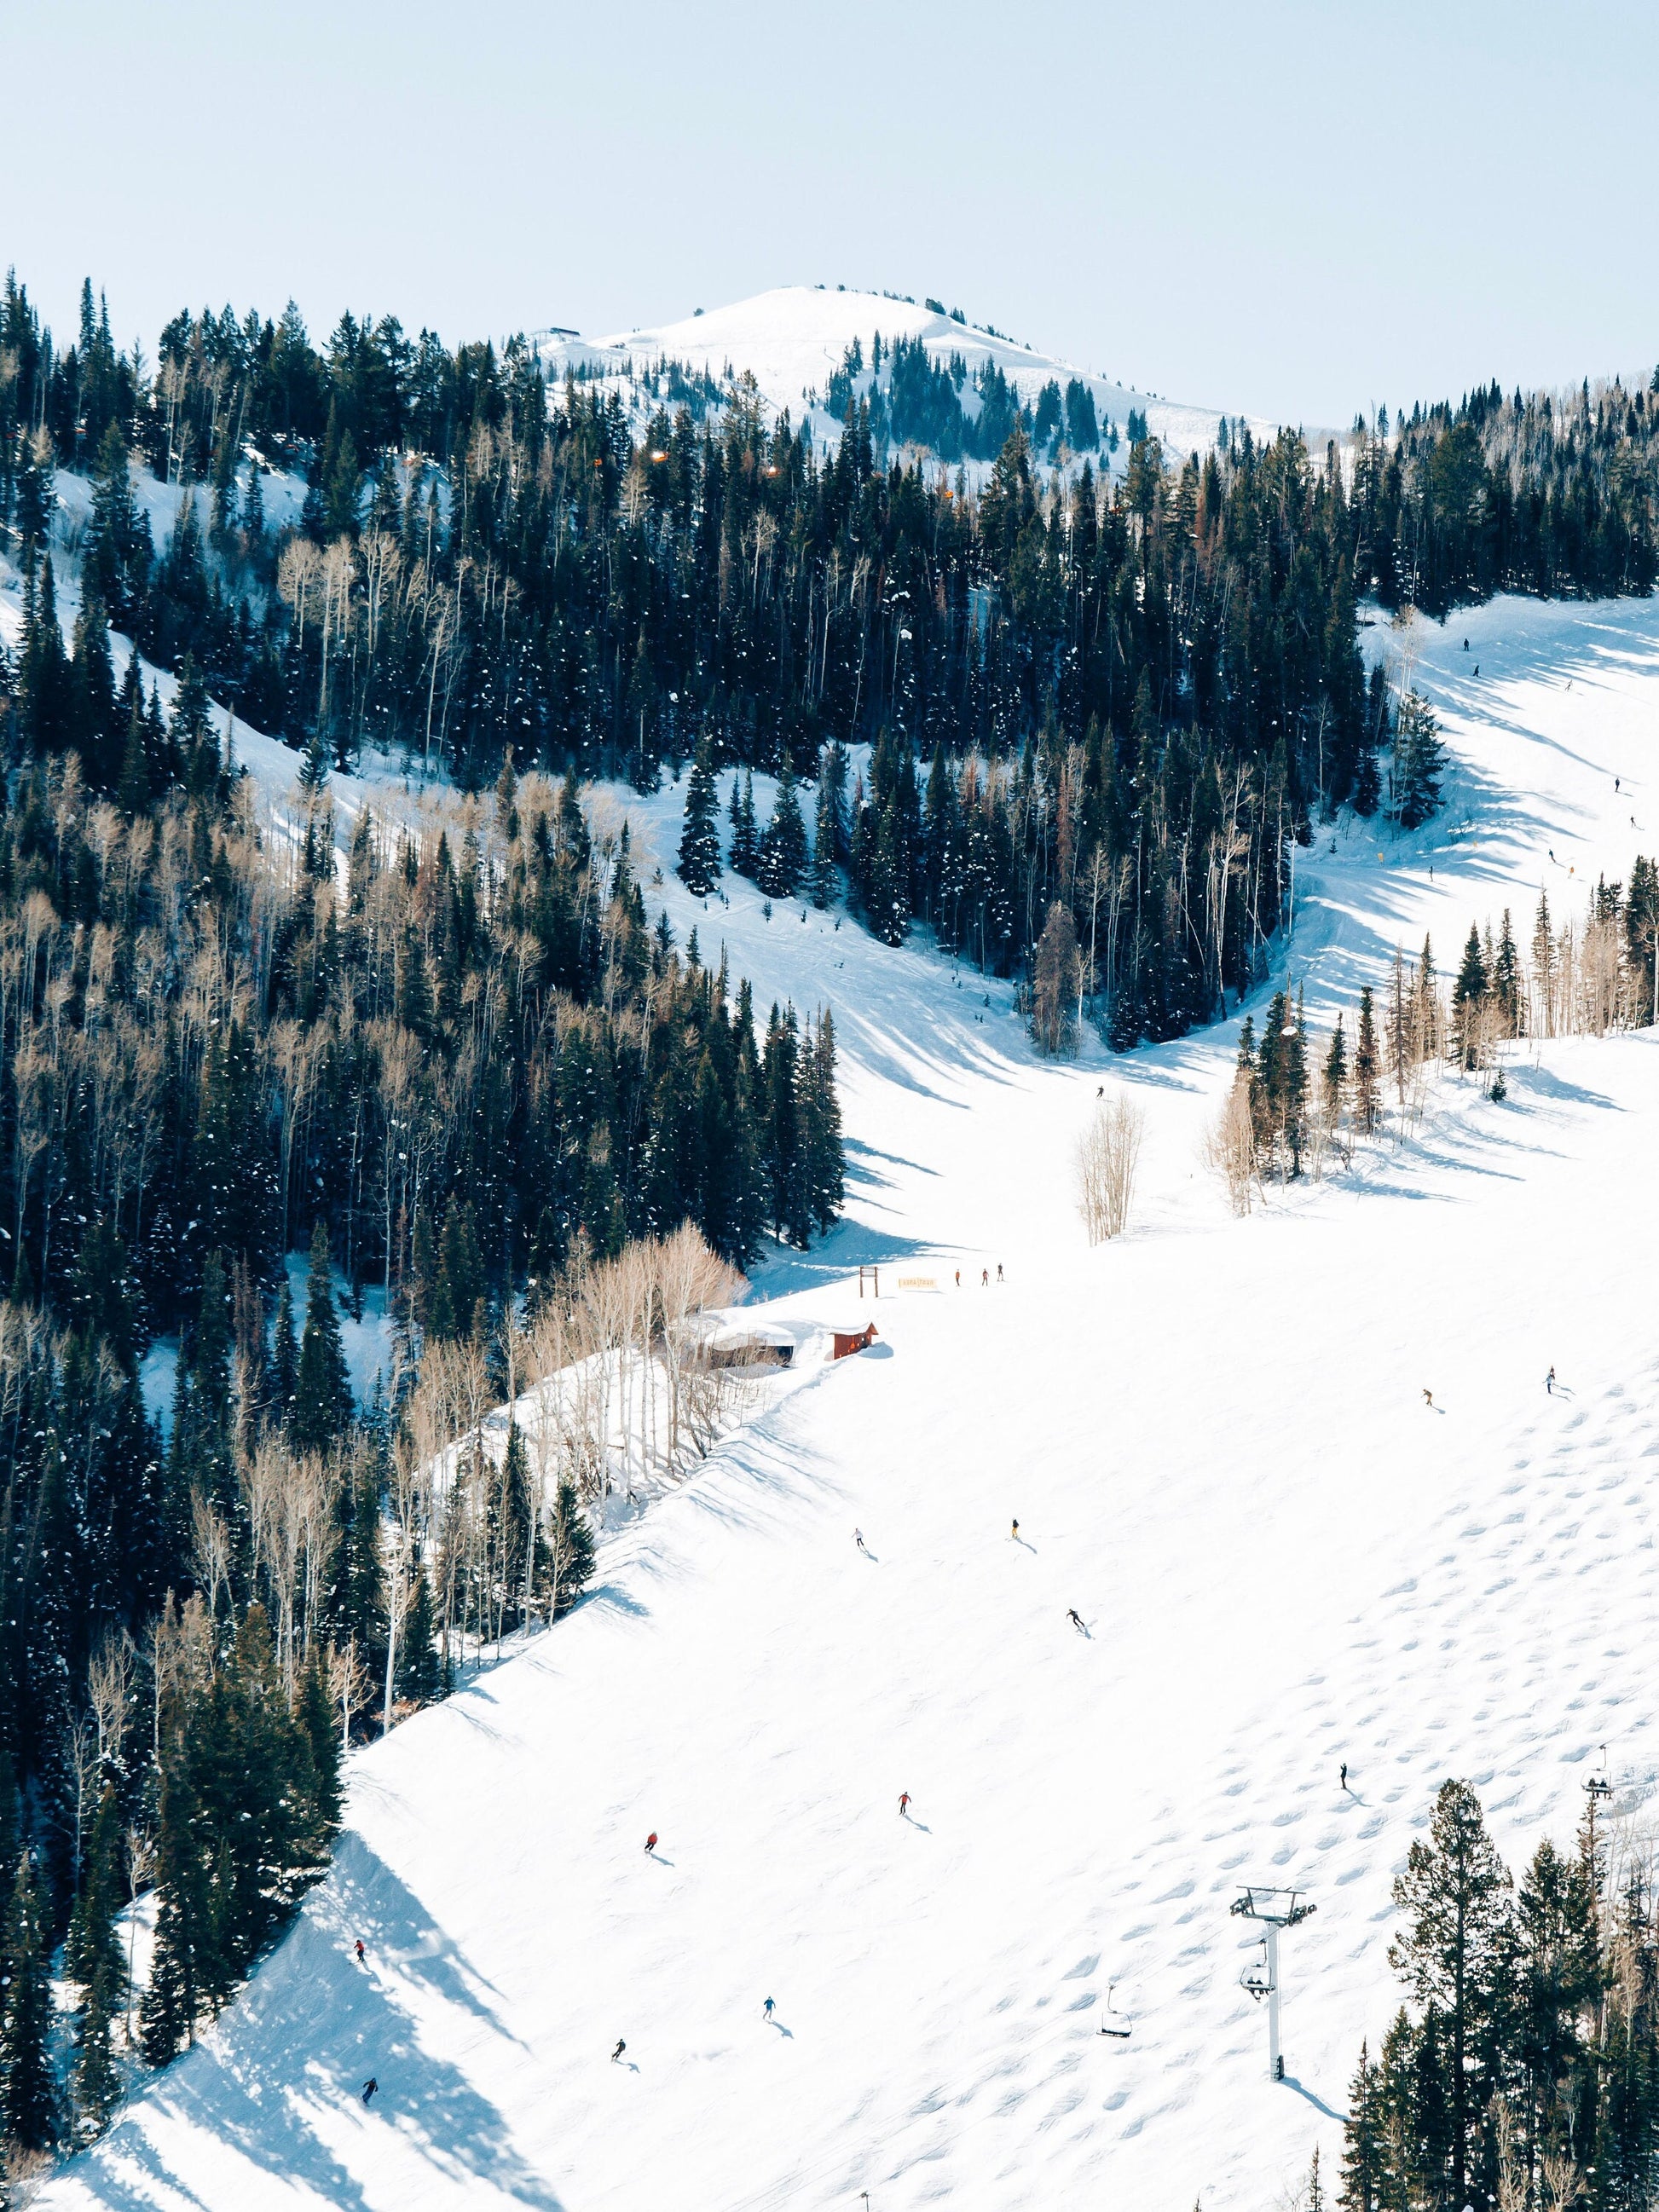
[1097, 1982, 1132, 2039]
[1240, 1940, 1272, 2002]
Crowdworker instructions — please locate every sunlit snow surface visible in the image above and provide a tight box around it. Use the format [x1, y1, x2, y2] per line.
[27, 594, 1659, 2209]
[535, 283, 1288, 470]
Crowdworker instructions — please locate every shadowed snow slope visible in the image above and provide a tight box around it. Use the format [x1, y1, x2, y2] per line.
[40, 595, 1659, 2211]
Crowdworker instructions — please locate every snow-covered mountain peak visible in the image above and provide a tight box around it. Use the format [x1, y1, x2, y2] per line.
[533, 282, 1283, 470]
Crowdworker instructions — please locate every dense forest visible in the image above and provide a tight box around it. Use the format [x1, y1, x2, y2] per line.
[3, 277, 1656, 1051]
[0, 273, 847, 2157]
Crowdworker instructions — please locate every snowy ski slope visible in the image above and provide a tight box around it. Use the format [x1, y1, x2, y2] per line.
[534, 284, 1286, 466]
[38, 593, 1659, 2210]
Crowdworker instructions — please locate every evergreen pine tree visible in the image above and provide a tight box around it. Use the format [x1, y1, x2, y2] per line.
[0, 1857, 57, 2149]
[1491, 909, 1523, 1037]
[297, 724, 330, 790]
[549, 1479, 597, 1619]
[676, 737, 722, 894]
[1452, 923, 1488, 1070]
[270, 1272, 298, 1432]
[67, 1787, 127, 2141]
[396, 1562, 441, 1703]
[292, 1647, 344, 1875]
[730, 771, 760, 877]
[1321, 1014, 1348, 1135]
[756, 759, 808, 898]
[1389, 1779, 1513, 2210]
[1392, 690, 1446, 829]
[1337, 2041, 1385, 2212]
[326, 1438, 386, 1672]
[1353, 986, 1381, 1135]
[71, 1947, 122, 2144]
[292, 1221, 351, 1454]
[66, 1787, 124, 1993]
[811, 776, 839, 908]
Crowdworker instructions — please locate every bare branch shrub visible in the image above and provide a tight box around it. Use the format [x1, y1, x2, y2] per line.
[1076, 1093, 1145, 1245]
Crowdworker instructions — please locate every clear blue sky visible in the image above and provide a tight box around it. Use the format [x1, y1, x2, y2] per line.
[7, 0, 1657, 426]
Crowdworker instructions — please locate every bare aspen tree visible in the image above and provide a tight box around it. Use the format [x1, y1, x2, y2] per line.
[1075, 1093, 1145, 1245]
[1203, 1077, 1259, 1216]
[87, 1627, 135, 1772]
[66, 1712, 98, 1890]
[190, 1490, 237, 1632]
[330, 1637, 373, 1753]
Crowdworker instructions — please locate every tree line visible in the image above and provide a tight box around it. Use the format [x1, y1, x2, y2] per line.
[4, 270, 1656, 1050]
[1339, 1776, 1659, 2212]
[1201, 863, 1659, 1210]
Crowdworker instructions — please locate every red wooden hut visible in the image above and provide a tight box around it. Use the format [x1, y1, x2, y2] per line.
[832, 1322, 879, 1360]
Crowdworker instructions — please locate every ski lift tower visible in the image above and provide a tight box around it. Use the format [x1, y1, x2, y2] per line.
[1231, 1886, 1316, 2082]
[1583, 1746, 1613, 1897]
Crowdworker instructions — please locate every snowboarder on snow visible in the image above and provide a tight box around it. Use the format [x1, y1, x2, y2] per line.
[1067, 1608, 1086, 1633]
[354, 1938, 366, 1964]
[764, 1997, 775, 2019]
[899, 1792, 911, 1816]
[645, 1832, 658, 1854]
[612, 2039, 627, 2063]
[361, 2078, 379, 2105]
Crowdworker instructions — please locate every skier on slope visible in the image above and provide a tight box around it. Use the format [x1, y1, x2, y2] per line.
[1010, 1518, 1020, 1542]
[1067, 1608, 1086, 1633]
[1546, 1365, 1556, 1395]
[1340, 1763, 1348, 1792]
[899, 1792, 911, 1816]
[361, 2078, 379, 2105]
[854, 1528, 868, 1554]
[612, 2039, 627, 2063]
[1423, 1388, 1435, 1408]
[645, 1832, 658, 1854]
[764, 1997, 775, 2019]
[354, 1938, 366, 1964]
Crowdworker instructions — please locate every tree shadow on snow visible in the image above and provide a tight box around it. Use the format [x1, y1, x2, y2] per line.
[63, 1835, 569, 2211]
[749, 1219, 937, 1298]
[581, 1580, 652, 1620]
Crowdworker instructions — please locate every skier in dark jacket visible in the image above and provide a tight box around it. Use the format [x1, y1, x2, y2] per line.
[612, 2038, 627, 2063]
[361, 2077, 379, 2105]
[1067, 1608, 1085, 1633]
